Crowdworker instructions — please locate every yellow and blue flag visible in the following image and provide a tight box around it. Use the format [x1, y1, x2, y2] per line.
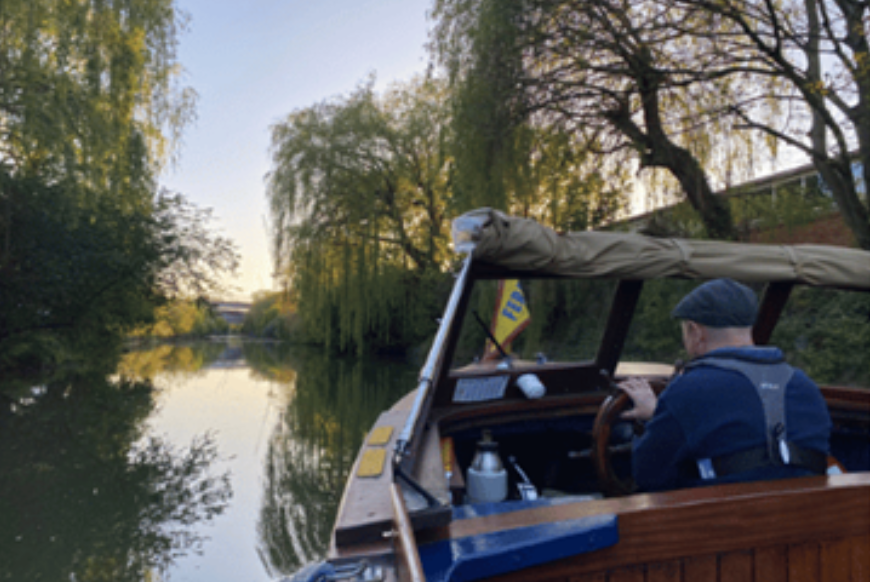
[483, 279, 531, 360]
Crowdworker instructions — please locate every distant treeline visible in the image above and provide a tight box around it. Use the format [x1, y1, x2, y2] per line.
[242, 278, 869, 388]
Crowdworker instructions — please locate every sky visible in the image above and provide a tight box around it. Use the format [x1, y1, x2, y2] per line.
[161, 0, 434, 301]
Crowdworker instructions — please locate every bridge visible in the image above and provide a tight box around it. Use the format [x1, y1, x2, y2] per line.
[211, 301, 251, 326]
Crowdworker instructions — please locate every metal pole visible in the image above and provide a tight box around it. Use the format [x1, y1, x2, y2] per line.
[394, 254, 473, 461]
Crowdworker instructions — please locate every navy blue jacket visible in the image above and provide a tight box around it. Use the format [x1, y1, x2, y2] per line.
[633, 346, 831, 492]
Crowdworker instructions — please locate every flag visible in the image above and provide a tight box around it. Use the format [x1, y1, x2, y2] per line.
[483, 279, 531, 360]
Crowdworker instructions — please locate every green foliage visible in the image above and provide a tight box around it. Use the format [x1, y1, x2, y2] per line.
[440, 0, 526, 211]
[267, 74, 631, 355]
[771, 287, 870, 386]
[268, 78, 456, 355]
[432, 0, 870, 246]
[433, 0, 633, 226]
[520, 279, 617, 361]
[0, 0, 238, 372]
[268, 77, 453, 275]
[1, 177, 160, 372]
[132, 299, 230, 338]
[623, 280, 695, 363]
[0, 179, 237, 373]
[241, 292, 298, 339]
[287, 240, 452, 355]
[0, 0, 195, 190]
[433, 0, 740, 239]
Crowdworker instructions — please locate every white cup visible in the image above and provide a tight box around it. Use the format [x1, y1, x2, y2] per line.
[517, 374, 546, 399]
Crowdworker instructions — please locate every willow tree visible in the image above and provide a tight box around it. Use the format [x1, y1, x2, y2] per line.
[0, 0, 195, 197]
[433, 0, 870, 246]
[435, 0, 633, 229]
[0, 0, 238, 370]
[432, 0, 766, 240]
[267, 78, 454, 354]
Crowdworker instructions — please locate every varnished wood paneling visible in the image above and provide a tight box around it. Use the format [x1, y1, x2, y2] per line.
[719, 550, 752, 582]
[648, 560, 681, 582]
[754, 545, 787, 582]
[788, 542, 820, 582]
[683, 554, 717, 582]
[608, 565, 645, 582]
[464, 475, 870, 582]
[454, 533, 870, 582]
[852, 534, 870, 582]
[820, 538, 851, 582]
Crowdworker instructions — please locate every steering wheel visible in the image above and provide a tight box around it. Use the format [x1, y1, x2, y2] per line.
[591, 391, 638, 497]
[591, 374, 670, 496]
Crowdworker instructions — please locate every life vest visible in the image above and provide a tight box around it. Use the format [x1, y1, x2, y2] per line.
[684, 356, 827, 480]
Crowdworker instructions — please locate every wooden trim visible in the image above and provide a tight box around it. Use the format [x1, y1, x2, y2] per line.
[430, 376, 868, 435]
[823, 386, 870, 431]
[852, 533, 870, 579]
[821, 385, 870, 410]
[332, 408, 410, 548]
[433, 392, 606, 431]
[417, 474, 870, 580]
[390, 483, 426, 582]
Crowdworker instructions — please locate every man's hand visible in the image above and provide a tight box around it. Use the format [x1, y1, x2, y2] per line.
[616, 377, 658, 421]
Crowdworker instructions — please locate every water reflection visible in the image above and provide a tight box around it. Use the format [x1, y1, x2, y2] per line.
[1, 341, 417, 581]
[116, 340, 231, 379]
[248, 344, 416, 577]
[0, 367, 232, 581]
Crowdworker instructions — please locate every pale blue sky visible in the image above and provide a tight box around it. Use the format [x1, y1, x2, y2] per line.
[162, 0, 433, 300]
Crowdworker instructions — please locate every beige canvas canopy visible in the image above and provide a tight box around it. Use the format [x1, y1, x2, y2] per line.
[454, 208, 870, 291]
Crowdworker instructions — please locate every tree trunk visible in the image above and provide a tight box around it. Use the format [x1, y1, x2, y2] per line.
[806, 0, 870, 249]
[607, 87, 737, 240]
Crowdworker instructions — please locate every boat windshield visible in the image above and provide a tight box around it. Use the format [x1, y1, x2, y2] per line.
[449, 278, 702, 368]
[769, 285, 870, 387]
[449, 277, 870, 388]
[450, 278, 618, 368]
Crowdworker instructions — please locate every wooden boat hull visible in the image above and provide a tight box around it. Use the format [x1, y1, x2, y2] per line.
[415, 474, 870, 582]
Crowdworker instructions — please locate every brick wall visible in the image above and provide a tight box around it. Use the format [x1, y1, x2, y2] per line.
[748, 213, 858, 247]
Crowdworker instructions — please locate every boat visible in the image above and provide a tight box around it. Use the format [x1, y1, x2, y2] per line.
[289, 208, 870, 582]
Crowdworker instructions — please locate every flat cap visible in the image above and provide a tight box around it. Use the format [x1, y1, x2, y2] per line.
[671, 278, 757, 328]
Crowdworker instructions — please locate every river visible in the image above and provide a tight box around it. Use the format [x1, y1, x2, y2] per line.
[0, 339, 418, 582]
